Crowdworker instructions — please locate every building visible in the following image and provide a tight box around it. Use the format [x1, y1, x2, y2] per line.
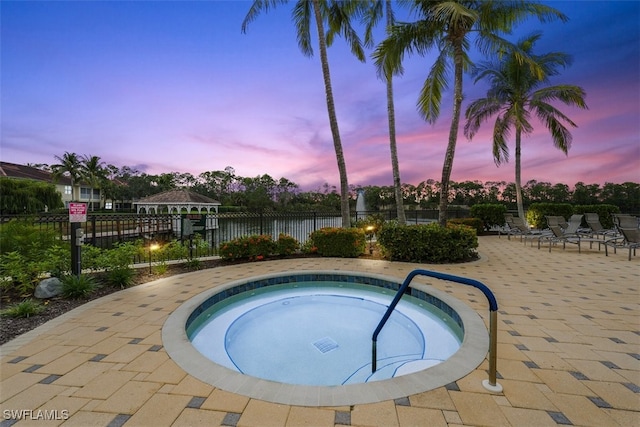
[0, 161, 104, 210]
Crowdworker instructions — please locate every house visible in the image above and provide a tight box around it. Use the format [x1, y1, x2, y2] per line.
[0, 161, 104, 210]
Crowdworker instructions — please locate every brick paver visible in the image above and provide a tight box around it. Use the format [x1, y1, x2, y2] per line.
[0, 236, 638, 426]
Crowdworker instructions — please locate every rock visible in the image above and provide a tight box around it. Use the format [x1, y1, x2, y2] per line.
[35, 277, 63, 299]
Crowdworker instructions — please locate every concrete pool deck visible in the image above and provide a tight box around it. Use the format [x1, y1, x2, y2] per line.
[1, 236, 638, 426]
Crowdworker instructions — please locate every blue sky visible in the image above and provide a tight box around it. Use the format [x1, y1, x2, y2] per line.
[1, 1, 638, 191]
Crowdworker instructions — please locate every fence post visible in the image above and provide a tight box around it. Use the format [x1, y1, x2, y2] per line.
[91, 216, 97, 246]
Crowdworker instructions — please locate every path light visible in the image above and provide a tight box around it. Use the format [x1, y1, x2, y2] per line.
[366, 225, 375, 255]
[149, 241, 160, 273]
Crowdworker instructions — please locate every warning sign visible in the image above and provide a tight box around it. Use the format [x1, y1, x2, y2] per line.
[69, 203, 87, 223]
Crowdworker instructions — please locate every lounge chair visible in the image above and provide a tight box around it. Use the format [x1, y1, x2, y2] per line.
[538, 215, 600, 253]
[582, 212, 618, 239]
[614, 214, 639, 229]
[603, 223, 640, 260]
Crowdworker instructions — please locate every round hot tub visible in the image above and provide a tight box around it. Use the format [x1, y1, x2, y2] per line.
[163, 271, 489, 406]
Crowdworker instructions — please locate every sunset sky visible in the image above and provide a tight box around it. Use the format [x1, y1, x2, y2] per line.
[1, 1, 638, 191]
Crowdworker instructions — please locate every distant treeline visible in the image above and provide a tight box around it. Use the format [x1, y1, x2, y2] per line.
[4, 163, 639, 215]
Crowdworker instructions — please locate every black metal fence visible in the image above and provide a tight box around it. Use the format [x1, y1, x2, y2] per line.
[1, 208, 469, 255]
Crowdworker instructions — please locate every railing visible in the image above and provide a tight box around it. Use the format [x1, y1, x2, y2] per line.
[371, 269, 502, 393]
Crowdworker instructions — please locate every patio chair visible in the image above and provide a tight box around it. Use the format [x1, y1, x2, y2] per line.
[538, 215, 601, 253]
[614, 214, 639, 229]
[604, 227, 640, 261]
[500, 214, 528, 240]
[582, 212, 618, 239]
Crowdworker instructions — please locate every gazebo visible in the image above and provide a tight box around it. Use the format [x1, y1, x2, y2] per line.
[136, 189, 220, 214]
[135, 189, 221, 240]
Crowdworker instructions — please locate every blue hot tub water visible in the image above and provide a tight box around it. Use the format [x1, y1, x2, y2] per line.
[187, 280, 463, 386]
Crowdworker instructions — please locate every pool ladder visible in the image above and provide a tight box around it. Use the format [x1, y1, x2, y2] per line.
[371, 269, 503, 393]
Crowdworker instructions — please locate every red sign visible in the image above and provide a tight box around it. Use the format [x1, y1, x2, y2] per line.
[69, 203, 87, 223]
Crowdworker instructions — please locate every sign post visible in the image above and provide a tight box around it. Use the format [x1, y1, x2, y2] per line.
[69, 203, 87, 277]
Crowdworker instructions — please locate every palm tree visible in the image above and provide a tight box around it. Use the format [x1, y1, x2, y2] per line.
[373, 0, 567, 226]
[364, 0, 407, 224]
[51, 152, 83, 202]
[81, 155, 107, 211]
[242, 0, 368, 227]
[464, 32, 588, 222]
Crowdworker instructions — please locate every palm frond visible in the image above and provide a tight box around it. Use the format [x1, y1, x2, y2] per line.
[417, 52, 449, 123]
[292, 0, 313, 57]
[241, 0, 287, 34]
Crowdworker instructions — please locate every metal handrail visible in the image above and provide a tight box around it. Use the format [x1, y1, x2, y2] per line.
[371, 268, 502, 392]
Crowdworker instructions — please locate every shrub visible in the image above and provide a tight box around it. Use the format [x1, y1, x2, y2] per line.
[184, 258, 202, 270]
[526, 203, 574, 229]
[0, 251, 43, 296]
[61, 274, 100, 299]
[0, 299, 45, 318]
[377, 222, 478, 263]
[101, 242, 139, 271]
[106, 267, 135, 289]
[219, 235, 277, 261]
[470, 204, 507, 231]
[153, 262, 168, 275]
[276, 234, 300, 256]
[156, 239, 189, 262]
[308, 227, 365, 258]
[447, 218, 483, 235]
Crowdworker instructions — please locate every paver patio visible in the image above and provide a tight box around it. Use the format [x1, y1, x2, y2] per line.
[1, 235, 638, 426]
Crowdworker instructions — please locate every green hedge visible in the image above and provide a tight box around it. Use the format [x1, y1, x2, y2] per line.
[308, 227, 365, 258]
[447, 217, 484, 235]
[526, 203, 574, 229]
[469, 203, 507, 231]
[377, 222, 478, 263]
[219, 234, 277, 261]
[219, 234, 301, 261]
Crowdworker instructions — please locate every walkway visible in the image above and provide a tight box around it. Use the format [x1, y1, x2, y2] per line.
[1, 236, 638, 426]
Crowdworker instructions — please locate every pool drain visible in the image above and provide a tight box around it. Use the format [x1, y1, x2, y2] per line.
[313, 337, 338, 353]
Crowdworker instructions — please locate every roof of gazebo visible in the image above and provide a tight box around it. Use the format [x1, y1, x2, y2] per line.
[137, 189, 220, 205]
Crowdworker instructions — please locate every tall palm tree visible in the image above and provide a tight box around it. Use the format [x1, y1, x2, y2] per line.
[364, 0, 407, 224]
[51, 151, 83, 202]
[465, 32, 588, 222]
[373, 0, 567, 226]
[81, 155, 107, 211]
[242, 0, 367, 227]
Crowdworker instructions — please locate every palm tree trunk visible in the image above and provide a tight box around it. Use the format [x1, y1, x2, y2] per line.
[515, 130, 526, 224]
[386, 0, 406, 225]
[312, 0, 350, 227]
[438, 43, 464, 227]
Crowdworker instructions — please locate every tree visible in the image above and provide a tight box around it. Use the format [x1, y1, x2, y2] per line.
[465, 32, 587, 222]
[81, 155, 107, 211]
[374, 0, 567, 226]
[364, 0, 406, 224]
[242, 0, 368, 227]
[51, 152, 83, 202]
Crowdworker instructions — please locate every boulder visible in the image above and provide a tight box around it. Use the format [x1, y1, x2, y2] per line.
[35, 277, 63, 299]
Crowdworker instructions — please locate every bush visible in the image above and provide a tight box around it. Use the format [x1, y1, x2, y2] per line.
[377, 222, 478, 263]
[308, 227, 365, 258]
[275, 234, 300, 256]
[219, 235, 277, 261]
[105, 267, 135, 289]
[0, 299, 45, 318]
[0, 251, 43, 296]
[526, 203, 574, 229]
[470, 204, 507, 231]
[447, 218, 483, 235]
[61, 274, 100, 299]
